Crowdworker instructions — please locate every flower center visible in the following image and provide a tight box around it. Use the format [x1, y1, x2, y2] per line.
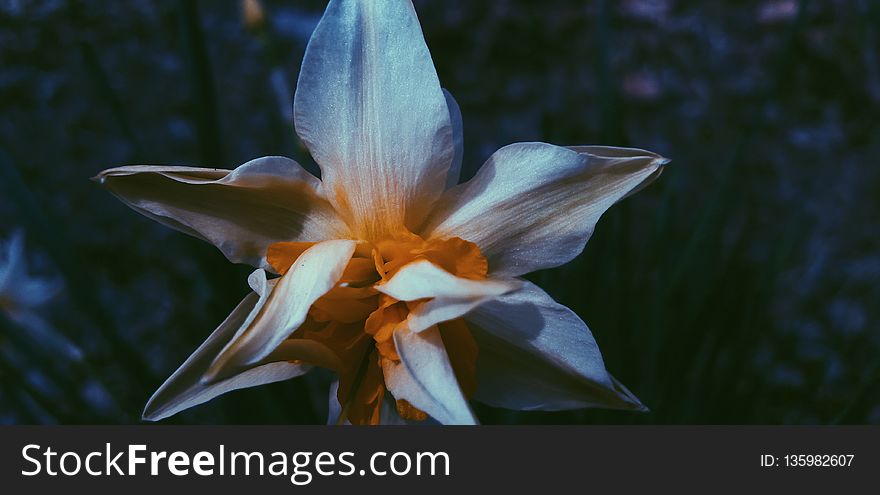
[265, 232, 486, 424]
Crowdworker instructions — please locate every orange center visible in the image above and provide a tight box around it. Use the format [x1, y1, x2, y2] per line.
[266, 232, 485, 425]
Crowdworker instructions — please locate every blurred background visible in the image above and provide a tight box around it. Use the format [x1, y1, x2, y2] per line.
[0, 0, 877, 424]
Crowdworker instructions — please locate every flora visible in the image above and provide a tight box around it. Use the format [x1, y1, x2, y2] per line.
[97, 0, 667, 424]
[0, 230, 78, 362]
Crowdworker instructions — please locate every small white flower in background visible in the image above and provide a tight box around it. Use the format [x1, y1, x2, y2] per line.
[98, 0, 668, 424]
[0, 230, 81, 361]
[0, 230, 59, 323]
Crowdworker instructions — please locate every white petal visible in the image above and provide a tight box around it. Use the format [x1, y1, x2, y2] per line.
[0, 231, 62, 313]
[377, 260, 516, 301]
[204, 240, 356, 380]
[13, 276, 60, 309]
[568, 145, 666, 200]
[382, 326, 478, 425]
[443, 89, 464, 189]
[376, 260, 519, 332]
[422, 143, 668, 277]
[293, 0, 454, 239]
[0, 229, 25, 290]
[404, 298, 494, 334]
[96, 156, 349, 268]
[465, 281, 646, 411]
[247, 268, 274, 297]
[143, 291, 311, 421]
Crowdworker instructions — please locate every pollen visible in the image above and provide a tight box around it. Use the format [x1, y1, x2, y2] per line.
[266, 232, 486, 424]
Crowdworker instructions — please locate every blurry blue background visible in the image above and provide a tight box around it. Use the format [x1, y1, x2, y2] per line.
[0, 0, 877, 424]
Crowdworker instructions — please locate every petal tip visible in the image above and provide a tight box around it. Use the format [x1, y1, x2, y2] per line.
[90, 170, 110, 185]
[655, 156, 672, 170]
[141, 402, 164, 422]
[610, 375, 650, 413]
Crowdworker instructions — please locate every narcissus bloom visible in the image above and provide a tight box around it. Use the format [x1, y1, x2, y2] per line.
[97, 0, 667, 424]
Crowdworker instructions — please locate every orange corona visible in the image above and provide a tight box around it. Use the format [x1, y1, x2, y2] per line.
[266, 233, 484, 424]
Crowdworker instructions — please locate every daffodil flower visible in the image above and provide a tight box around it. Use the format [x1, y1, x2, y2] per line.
[97, 0, 667, 424]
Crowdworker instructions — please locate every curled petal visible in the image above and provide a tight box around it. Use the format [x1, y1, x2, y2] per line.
[568, 145, 666, 201]
[204, 240, 356, 381]
[421, 143, 668, 277]
[143, 290, 311, 421]
[375, 260, 519, 332]
[465, 281, 647, 412]
[377, 260, 516, 301]
[294, 0, 454, 239]
[382, 326, 478, 425]
[96, 156, 349, 268]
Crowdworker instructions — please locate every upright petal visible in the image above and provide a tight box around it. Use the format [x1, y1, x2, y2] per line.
[465, 281, 646, 411]
[383, 326, 478, 424]
[421, 143, 668, 277]
[204, 240, 356, 381]
[96, 156, 349, 269]
[143, 289, 311, 421]
[376, 260, 519, 333]
[294, 0, 454, 239]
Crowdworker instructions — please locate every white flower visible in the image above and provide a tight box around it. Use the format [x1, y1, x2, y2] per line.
[0, 230, 79, 361]
[97, 0, 667, 424]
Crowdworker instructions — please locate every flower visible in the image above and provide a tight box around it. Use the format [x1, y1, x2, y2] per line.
[96, 0, 668, 424]
[0, 230, 80, 361]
